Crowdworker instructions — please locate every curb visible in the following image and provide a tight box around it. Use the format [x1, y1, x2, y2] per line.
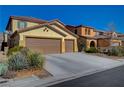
[36, 63, 124, 87]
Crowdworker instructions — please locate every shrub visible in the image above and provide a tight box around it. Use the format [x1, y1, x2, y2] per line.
[8, 47, 45, 71]
[108, 47, 119, 56]
[8, 52, 29, 71]
[27, 52, 45, 69]
[20, 48, 31, 57]
[0, 62, 8, 76]
[7, 46, 45, 71]
[20, 48, 45, 69]
[7, 46, 23, 56]
[85, 47, 98, 53]
[108, 46, 124, 57]
[119, 46, 124, 56]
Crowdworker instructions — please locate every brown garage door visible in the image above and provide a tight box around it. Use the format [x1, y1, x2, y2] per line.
[26, 37, 61, 54]
[65, 39, 74, 52]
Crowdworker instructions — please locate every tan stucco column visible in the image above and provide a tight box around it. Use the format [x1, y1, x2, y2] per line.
[61, 38, 65, 53]
[86, 40, 90, 48]
[74, 39, 78, 52]
[19, 35, 25, 47]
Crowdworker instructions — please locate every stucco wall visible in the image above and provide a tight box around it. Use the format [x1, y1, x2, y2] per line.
[97, 38, 110, 47]
[80, 27, 96, 37]
[122, 41, 124, 46]
[12, 19, 39, 32]
[86, 39, 97, 48]
[111, 39, 122, 46]
[78, 37, 87, 51]
[51, 24, 77, 39]
[19, 25, 78, 53]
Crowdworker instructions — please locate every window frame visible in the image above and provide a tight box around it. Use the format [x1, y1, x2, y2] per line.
[85, 28, 88, 35]
[88, 29, 90, 35]
[74, 29, 77, 34]
[17, 21, 27, 29]
[85, 28, 90, 35]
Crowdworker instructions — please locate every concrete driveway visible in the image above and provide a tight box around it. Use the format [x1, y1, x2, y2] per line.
[45, 53, 124, 77]
[1, 52, 124, 87]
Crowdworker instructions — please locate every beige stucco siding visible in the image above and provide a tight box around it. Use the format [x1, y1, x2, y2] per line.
[51, 24, 77, 39]
[18, 25, 78, 53]
[51, 24, 78, 52]
[79, 27, 96, 37]
[12, 19, 39, 32]
[19, 26, 63, 47]
[111, 39, 122, 46]
[86, 39, 97, 48]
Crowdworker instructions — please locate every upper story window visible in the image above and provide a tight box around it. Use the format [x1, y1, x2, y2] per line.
[85, 28, 87, 35]
[74, 29, 77, 34]
[17, 21, 27, 29]
[99, 32, 104, 35]
[88, 29, 90, 35]
[85, 28, 90, 35]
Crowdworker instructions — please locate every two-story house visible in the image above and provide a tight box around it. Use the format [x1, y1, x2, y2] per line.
[66, 25, 123, 51]
[66, 25, 98, 51]
[4, 16, 78, 54]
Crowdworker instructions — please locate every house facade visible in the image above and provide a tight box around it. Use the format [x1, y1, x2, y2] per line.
[5, 16, 78, 54]
[66, 25, 124, 51]
[3, 16, 124, 54]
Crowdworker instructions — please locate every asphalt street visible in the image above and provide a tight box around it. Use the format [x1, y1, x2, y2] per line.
[50, 65, 124, 87]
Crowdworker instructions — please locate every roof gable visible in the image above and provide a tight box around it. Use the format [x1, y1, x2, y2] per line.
[6, 16, 47, 30]
[16, 24, 67, 37]
[10, 16, 47, 24]
[49, 20, 79, 38]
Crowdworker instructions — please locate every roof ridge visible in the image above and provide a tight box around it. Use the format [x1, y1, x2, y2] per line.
[10, 16, 48, 22]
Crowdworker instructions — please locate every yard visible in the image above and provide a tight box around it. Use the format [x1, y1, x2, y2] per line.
[0, 51, 7, 61]
[0, 46, 51, 79]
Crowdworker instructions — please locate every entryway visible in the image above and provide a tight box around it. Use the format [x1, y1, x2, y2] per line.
[90, 41, 95, 47]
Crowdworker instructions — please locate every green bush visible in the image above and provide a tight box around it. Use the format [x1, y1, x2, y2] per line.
[0, 62, 8, 76]
[20, 48, 30, 57]
[85, 47, 98, 53]
[8, 52, 29, 71]
[27, 52, 44, 69]
[20, 48, 44, 69]
[7, 46, 23, 56]
[8, 47, 45, 71]
[108, 46, 124, 57]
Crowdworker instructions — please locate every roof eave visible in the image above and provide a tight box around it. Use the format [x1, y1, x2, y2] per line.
[17, 24, 67, 37]
[49, 21, 79, 38]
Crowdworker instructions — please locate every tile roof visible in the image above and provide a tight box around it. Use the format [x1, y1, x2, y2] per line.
[10, 17, 79, 38]
[6, 16, 48, 30]
[10, 16, 48, 24]
[76, 25, 94, 29]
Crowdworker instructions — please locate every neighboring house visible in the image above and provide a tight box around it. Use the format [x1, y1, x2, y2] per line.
[5, 16, 78, 54]
[66, 25, 124, 51]
[66, 25, 98, 51]
[117, 34, 124, 46]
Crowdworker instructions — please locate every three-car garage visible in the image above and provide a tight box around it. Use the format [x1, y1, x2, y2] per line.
[25, 37, 75, 54]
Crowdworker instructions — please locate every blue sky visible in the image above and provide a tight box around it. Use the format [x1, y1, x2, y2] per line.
[0, 5, 124, 33]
